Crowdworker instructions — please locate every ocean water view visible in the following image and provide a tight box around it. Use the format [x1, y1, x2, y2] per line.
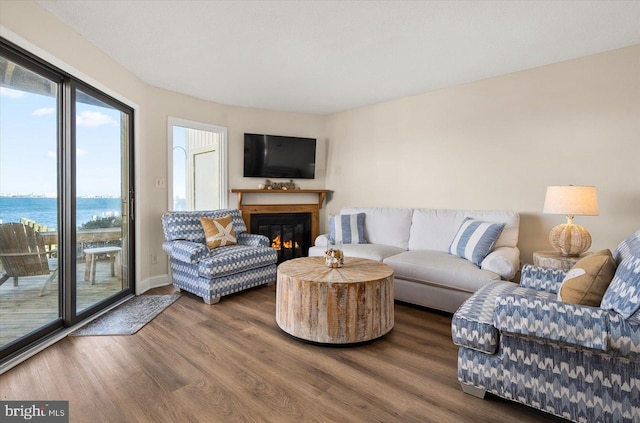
[0, 197, 121, 230]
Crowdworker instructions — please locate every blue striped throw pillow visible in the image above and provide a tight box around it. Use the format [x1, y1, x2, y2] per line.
[329, 213, 366, 244]
[449, 218, 506, 266]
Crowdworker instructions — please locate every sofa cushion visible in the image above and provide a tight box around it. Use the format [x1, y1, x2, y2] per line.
[494, 294, 609, 351]
[384, 250, 499, 293]
[557, 249, 616, 306]
[197, 245, 277, 278]
[601, 230, 640, 319]
[452, 281, 558, 354]
[449, 218, 505, 266]
[408, 209, 519, 252]
[329, 213, 366, 244]
[341, 207, 412, 249]
[479, 211, 519, 249]
[309, 242, 405, 262]
[200, 215, 237, 249]
[408, 209, 464, 252]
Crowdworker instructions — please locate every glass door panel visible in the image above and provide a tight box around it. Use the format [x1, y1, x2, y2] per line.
[74, 89, 129, 313]
[0, 55, 61, 348]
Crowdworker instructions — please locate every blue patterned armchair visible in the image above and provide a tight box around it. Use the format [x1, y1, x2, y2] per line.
[162, 209, 277, 304]
[452, 230, 640, 423]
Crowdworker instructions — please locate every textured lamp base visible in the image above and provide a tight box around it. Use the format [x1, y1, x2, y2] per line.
[549, 223, 591, 257]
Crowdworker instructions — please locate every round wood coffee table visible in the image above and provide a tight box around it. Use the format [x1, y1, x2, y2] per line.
[276, 256, 394, 344]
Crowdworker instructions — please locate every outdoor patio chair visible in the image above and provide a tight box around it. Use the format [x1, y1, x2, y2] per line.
[0, 223, 57, 296]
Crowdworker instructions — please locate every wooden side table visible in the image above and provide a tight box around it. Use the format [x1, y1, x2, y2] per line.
[276, 256, 394, 344]
[533, 250, 589, 271]
[84, 246, 122, 284]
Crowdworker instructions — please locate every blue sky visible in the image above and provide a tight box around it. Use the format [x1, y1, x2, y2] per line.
[1, 86, 122, 197]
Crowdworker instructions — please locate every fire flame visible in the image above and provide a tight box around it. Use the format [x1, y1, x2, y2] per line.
[272, 234, 299, 250]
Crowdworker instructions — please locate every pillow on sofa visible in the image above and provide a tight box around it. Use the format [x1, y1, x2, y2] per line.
[449, 218, 505, 266]
[601, 230, 640, 319]
[329, 213, 366, 244]
[557, 249, 617, 306]
[200, 215, 237, 250]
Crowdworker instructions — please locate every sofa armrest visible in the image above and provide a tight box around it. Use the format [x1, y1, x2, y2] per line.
[519, 264, 568, 294]
[162, 240, 209, 264]
[481, 246, 520, 280]
[494, 293, 609, 351]
[237, 233, 270, 247]
[314, 234, 330, 248]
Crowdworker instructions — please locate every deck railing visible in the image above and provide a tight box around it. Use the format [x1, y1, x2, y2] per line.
[16, 219, 122, 261]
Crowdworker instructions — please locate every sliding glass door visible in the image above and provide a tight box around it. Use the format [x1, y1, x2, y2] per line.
[0, 51, 61, 349]
[0, 39, 134, 361]
[73, 86, 132, 317]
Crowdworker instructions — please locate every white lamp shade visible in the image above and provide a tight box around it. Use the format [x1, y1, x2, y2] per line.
[543, 186, 599, 216]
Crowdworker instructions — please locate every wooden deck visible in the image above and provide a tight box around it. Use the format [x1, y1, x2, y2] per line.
[0, 261, 123, 346]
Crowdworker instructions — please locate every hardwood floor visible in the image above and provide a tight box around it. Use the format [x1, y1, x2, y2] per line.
[0, 284, 566, 422]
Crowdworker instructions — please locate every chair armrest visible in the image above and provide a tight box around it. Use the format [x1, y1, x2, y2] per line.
[494, 293, 609, 351]
[607, 313, 640, 359]
[481, 246, 520, 280]
[162, 240, 208, 264]
[237, 233, 270, 247]
[519, 264, 568, 294]
[0, 252, 48, 257]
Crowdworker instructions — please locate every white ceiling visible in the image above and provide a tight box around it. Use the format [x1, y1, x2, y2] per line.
[35, 1, 640, 115]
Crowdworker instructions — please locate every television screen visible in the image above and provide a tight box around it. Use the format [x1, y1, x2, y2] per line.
[244, 133, 316, 179]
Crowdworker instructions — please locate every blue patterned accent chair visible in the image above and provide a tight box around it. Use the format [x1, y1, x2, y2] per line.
[162, 209, 277, 304]
[452, 230, 640, 423]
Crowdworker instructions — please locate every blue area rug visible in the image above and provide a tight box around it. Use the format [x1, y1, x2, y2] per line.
[71, 294, 180, 336]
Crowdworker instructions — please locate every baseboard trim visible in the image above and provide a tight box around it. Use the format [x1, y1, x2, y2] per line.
[136, 274, 171, 295]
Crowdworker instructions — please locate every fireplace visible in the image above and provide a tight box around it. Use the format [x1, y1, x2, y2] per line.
[250, 213, 312, 263]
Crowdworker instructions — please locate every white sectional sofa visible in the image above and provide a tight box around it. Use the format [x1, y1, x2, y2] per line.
[308, 207, 520, 313]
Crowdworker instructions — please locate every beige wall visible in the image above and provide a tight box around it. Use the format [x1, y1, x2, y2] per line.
[2, 1, 638, 288]
[324, 45, 640, 262]
[0, 1, 326, 292]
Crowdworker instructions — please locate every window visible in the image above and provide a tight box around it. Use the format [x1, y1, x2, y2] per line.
[168, 117, 228, 211]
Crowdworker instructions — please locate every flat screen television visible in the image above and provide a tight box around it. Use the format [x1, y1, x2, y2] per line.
[243, 133, 316, 179]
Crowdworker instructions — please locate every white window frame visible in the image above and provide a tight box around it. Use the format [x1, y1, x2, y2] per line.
[167, 117, 228, 211]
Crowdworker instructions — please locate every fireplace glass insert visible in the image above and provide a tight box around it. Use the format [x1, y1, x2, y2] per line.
[250, 213, 312, 263]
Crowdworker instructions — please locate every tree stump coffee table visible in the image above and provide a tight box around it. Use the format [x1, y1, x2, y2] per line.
[276, 256, 394, 344]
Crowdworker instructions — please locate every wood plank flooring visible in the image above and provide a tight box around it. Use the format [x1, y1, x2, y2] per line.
[0, 284, 567, 423]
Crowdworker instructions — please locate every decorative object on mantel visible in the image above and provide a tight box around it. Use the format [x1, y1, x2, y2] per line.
[258, 179, 299, 190]
[543, 185, 599, 257]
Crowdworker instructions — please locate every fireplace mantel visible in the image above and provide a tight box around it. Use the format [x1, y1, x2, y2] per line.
[230, 189, 331, 242]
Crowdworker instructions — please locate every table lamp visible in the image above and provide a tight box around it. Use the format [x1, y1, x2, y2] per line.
[543, 185, 598, 257]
